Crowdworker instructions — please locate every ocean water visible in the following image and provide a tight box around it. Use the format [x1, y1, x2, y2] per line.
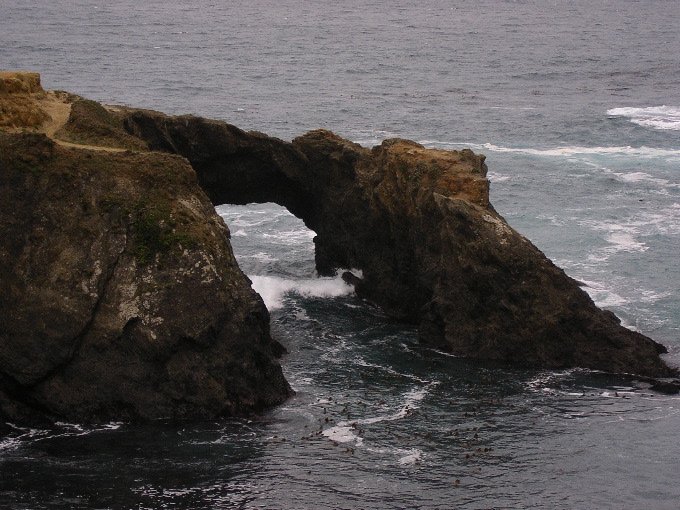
[2, 1, 680, 508]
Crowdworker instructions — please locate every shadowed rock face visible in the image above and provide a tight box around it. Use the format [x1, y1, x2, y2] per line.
[123, 111, 675, 378]
[0, 133, 291, 424]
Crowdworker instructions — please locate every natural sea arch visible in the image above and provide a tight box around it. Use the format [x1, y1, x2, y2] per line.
[121, 111, 674, 377]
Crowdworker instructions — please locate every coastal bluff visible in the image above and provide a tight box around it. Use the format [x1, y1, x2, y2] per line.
[0, 73, 676, 426]
[0, 73, 291, 426]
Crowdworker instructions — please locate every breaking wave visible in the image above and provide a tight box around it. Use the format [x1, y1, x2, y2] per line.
[249, 273, 355, 310]
[607, 105, 680, 131]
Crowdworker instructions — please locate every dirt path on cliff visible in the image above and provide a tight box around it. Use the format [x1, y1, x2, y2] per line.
[39, 92, 126, 152]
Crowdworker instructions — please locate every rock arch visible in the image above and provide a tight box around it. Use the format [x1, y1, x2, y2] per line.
[123, 111, 674, 377]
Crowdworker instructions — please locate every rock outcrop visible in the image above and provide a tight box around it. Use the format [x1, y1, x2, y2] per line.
[0, 78, 292, 424]
[0, 71, 50, 129]
[1, 72, 676, 428]
[123, 111, 676, 378]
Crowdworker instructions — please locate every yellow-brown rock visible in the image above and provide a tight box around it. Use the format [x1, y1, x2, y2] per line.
[0, 71, 50, 129]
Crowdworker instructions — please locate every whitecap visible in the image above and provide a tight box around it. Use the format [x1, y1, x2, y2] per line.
[476, 143, 680, 159]
[261, 228, 315, 245]
[577, 279, 628, 308]
[351, 129, 402, 147]
[607, 105, 680, 131]
[354, 359, 431, 384]
[487, 171, 510, 182]
[618, 172, 669, 186]
[249, 252, 278, 263]
[412, 139, 680, 161]
[321, 384, 436, 450]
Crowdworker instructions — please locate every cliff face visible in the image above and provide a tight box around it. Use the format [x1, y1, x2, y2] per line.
[124, 111, 675, 378]
[0, 132, 291, 423]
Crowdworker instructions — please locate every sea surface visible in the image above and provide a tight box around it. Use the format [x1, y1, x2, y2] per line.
[2, 1, 680, 508]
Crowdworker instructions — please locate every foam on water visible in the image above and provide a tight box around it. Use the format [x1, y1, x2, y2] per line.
[414, 138, 680, 161]
[260, 227, 315, 245]
[578, 279, 628, 309]
[607, 106, 680, 131]
[396, 448, 424, 466]
[603, 231, 647, 254]
[249, 273, 355, 310]
[354, 358, 431, 384]
[321, 384, 435, 450]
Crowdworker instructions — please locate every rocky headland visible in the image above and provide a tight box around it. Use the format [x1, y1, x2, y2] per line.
[0, 72, 291, 426]
[1, 72, 676, 427]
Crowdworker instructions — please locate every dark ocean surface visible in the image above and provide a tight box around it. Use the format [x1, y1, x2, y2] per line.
[2, 1, 679, 508]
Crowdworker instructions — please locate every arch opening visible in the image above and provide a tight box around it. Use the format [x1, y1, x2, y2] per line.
[216, 202, 356, 311]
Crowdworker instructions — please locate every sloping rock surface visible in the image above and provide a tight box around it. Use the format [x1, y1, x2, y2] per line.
[123, 111, 675, 378]
[0, 132, 291, 424]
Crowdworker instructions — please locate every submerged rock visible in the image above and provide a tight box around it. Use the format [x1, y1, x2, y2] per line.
[124, 112, 676, 378]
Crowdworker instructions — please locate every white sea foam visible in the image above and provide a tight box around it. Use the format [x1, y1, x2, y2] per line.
[323, 424, 364, 446]
[248, 252, 278, 263]
[397, 448, 424, 466]
[261, 228, 315, 245]
[354, 359, 431, 384]
[322, 384, 436, 448]
[415, 139, 680, 160]
[578, 279, 628, 308]
[249, 274, 355, 310]
[618, 172, 669, 185]
[215, 205, 294, 228]
[607, 105, 680, 131]
[475, 143, 680, 159]
[603, 231, 648, 254]
[487, 171, 510, 182]
[351, 129, 401, 147]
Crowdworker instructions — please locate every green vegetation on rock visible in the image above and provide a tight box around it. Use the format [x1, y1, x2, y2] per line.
[131, 198, 197, 265]
[54, 98, 148, 151]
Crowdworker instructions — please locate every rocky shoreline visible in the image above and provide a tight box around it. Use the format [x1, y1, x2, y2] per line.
[1, 72, 676, 427]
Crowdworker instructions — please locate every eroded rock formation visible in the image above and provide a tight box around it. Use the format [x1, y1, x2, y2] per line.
[1, 72, 676, 428]
[0, 75, 291, 424]
[123, 111, 675, 378]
